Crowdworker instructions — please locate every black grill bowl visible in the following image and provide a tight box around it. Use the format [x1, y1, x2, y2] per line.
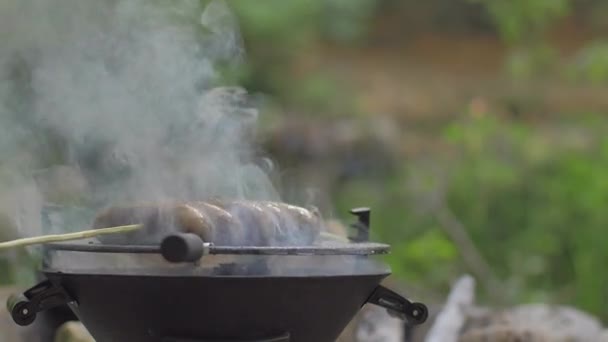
[7, 239, 428, 342]
[44, 271, 388, 342]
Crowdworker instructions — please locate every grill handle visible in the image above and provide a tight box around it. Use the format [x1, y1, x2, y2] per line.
[160, 233, 206, 263]
[6, 279, 74, 326]
[366, 285, 428, 325]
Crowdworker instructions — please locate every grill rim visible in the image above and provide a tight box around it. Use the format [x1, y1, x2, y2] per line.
[42, 241, 391, 256]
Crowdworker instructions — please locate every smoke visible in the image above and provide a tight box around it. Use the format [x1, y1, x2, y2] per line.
[0, 0, 280, 237]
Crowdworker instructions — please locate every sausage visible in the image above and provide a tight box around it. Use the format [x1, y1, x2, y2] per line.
[173, 202, 245, 245]
[207, 199, 322, 245]
[207, 199, 277, 246]
[92, 202, 178, 245]
[92, 200, 322, 246]
[256, 201, 322, 245]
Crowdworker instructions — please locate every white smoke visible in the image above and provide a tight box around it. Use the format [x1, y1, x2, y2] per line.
[0, 0, 280, 237]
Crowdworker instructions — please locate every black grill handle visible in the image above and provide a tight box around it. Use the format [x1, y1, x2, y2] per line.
[160, 233, 206, 263]
[7, 279, 74, 326]
[366, 285, 428, 325]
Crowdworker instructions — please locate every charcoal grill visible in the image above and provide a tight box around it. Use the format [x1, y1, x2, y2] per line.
[7, 208, 428, 342]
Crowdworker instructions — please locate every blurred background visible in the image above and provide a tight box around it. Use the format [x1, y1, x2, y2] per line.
[3, 0, 608, 332]
[224, 0, 608, 321]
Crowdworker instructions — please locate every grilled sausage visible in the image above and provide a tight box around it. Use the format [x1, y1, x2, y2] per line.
[173, 202, 245, 245]
[92, 202, 178, 245]
[257, 201, 322, 245]
[207, 199, 322, 245]
[92, 200, 322, 246]
[206, 199, 279, 246]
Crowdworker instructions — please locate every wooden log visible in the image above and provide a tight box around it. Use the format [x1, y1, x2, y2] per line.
[425, 274, 476, 342]
[54, 321, 94, 342]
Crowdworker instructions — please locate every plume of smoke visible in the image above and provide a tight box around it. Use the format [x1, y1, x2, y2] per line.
[0, 0, 279, 237]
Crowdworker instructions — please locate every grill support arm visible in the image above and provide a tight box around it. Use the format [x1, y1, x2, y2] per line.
[7, 279, 73, 326]
[366, 285, 428, 325]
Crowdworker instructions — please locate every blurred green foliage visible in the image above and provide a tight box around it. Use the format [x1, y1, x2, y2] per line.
[215, 0, 377, 111]
[505, 45, 560, 80]
[469, 0, 570, 44]
[334, 113, 608, 319]
[466, 0, 608, 84]
[228, 0, 377, 47]
[569, 41, 608, 84]
[441, 114, 608, 318]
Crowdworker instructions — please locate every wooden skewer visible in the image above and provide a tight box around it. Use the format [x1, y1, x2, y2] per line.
[0, 224, 143, 251]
